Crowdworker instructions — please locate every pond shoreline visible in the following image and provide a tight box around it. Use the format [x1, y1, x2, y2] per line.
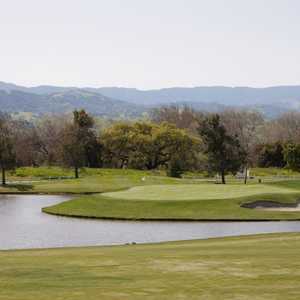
[2, 191, 300, 222]
[42, 209, 300, 222]
[2, 194, 300, 250]
[0, 191, 98, 195]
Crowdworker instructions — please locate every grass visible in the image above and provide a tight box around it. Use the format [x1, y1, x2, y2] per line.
[13, 166, 75, 178]
[251, 167, 300, 177]
[43, 190, 300, 220]
[1, 168, 194, 194]
[4, 167, 300, 220]
[1, 233, 300, 299]
[2, 169, 300, 298]
[103, 183, 297, 200]
[2, 166, 300, 195]
[43, 179, 300, 221]
[184, 167, 300, 180]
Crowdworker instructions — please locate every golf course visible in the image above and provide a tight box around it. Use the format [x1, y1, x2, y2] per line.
[2, 167, 300, 221]
[2, 167, 300, 299]
[34, 168, 300, 221]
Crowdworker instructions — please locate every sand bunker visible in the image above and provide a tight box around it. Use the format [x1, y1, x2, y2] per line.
[241, 201, 300, 212]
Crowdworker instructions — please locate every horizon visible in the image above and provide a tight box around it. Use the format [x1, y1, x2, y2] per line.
[3, 81, 300, 91]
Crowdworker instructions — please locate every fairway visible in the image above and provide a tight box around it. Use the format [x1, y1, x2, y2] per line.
[1, 233, 300, 300]
[103, 183, 297, 201]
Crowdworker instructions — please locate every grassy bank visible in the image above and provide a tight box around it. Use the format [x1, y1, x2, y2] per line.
[43, 181, 300, 221]
[1, 233, 300, 300]
[43, 190, 300, 221]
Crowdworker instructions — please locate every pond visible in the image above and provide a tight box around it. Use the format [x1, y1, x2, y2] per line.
[1, 194, 300, 250]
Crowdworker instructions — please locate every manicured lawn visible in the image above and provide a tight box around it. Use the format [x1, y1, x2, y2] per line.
[268, 180, 300, 190]
[103, 183, 297, 200]
[43, 180, 300, 221]
[43, 191, 300, 220]
[1, 233, 300, 300]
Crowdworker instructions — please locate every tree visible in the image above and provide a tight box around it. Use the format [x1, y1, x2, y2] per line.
[220, 110, 264, 183]
[62, 110, 96, 178]
[36, 115, 69, 165]
[0, 114, 16, 185]
[259, 112, 300, 145]
[257, 142, 285, 168]
[198, 114, 246, 184]
[137, 122, 198, 170]
[101, 123, 136, 168]
[151, 105, 203, 134]
[283, 143, 300, 171]
[101, 121, 200, 171]
[167, 155, 184, 178]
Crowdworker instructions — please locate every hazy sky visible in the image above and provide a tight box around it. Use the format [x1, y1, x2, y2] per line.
[1, 0, 300, 89]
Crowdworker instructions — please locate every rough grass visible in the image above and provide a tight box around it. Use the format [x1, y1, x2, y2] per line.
[1, 233, 300, 300]
[12, 166, 74, 178]
[1, 168, 196, 194]
[251, 167, 300, 177]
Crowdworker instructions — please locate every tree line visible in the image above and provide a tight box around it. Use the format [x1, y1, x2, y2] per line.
[1, 107, 300, 185]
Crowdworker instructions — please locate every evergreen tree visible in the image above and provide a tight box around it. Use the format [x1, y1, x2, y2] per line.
[0, 115, 16, 185]
[62, 110, 96, 178]
[198, 114, 246, 184]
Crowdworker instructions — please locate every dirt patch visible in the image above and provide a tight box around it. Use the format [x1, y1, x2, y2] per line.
[241, 200, 300, 211]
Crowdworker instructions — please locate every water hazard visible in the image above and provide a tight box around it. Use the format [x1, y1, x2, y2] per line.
[1, 194, 300, 250]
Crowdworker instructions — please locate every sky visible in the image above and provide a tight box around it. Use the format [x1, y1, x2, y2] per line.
[1, 0, 300, 89]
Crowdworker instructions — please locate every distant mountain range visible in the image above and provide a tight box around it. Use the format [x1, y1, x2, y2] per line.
[0, 84, 145, 118]
[1, 81, 300, 118]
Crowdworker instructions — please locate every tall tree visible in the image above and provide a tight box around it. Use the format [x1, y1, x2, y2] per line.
[198, 114, 246, 184]
[62, 110, 96, 178]
[36, 115, 69, 165]
[0, 114, 16, 185]
[220, 110, 264, 183]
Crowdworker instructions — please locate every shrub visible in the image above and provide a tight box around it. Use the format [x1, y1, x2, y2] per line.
[167, 157, 184, 178]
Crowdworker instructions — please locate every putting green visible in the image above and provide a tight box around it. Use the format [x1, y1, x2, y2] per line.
[103, 183, 297, 201]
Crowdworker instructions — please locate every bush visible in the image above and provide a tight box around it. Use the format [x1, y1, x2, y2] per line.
[257, 142, 285, 168]
[284, 143, 300, 171]
[167, 157, 184, 178]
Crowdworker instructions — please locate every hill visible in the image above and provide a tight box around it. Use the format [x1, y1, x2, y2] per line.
[0, 88, 146, 118]
[95, 86, 300, 106]
[2, 82, 300, 117]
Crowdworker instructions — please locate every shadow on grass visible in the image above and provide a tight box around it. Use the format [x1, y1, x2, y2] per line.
[2, 184, 34, 192]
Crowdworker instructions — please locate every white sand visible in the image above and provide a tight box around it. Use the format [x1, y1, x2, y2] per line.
[256, 205, 300, 212]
